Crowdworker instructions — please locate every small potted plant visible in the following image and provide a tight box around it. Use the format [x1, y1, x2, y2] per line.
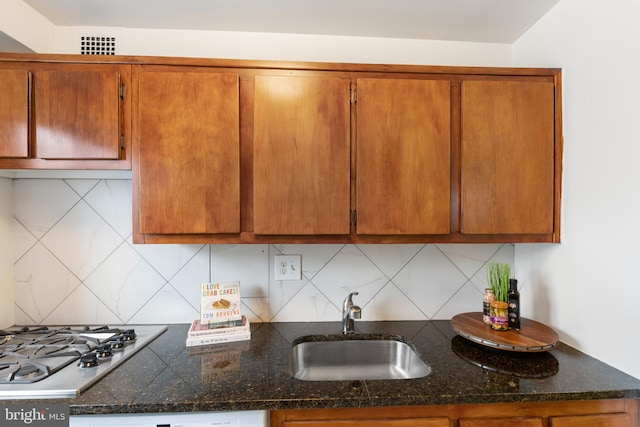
[486, 262, 510, 331]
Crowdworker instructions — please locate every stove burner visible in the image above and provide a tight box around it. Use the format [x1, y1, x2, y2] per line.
[77, 353, 99, 368]
[0, 325, 166, 400]
[0, 325, 140, 384]
[2, 361, 51, 383]
[95, 344, 112, 358]
[14, 364, 46, 381]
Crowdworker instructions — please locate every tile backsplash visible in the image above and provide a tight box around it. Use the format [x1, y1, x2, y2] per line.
[12, 178, 514, 325]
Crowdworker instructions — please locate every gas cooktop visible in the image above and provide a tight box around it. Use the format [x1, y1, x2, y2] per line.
[0, 324, 167, 400]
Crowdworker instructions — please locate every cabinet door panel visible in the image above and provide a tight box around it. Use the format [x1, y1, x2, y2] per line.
[254, 75, 351, 235]
[136, 70, 240, 234]
[34, 69, 121, 159]
[356, 78, 451, 235]
[285, 419, 449, 427]
[550, 413, 630, 427]
[461, 80, 555, 235]
[460, 418, 542, 427]
[0, 69, 29, 158]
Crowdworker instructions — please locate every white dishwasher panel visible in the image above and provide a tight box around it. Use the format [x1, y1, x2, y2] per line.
[69, 410, 267, 427]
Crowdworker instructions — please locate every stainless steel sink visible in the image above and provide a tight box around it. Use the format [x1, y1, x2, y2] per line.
[288, 334, 431, 381]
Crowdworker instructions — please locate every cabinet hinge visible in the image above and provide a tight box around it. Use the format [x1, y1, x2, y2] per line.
[120, 135, 125, 151]
[119, 83, 125, 99]
[350, 210, 357, 225]
[350, 84, 357, 104]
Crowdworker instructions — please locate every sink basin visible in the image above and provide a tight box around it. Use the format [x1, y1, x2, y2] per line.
[288, 334, 431, 381]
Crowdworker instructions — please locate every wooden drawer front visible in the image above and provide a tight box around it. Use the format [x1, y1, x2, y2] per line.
[460, 417, 542, 427]
[550, 413, 631, 427]
[284, 418, 450, 427]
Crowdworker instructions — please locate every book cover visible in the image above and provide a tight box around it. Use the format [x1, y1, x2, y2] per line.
[187, 317, 250, 338]
[185, 329, 251, 347]
[200, 281, 242, 324]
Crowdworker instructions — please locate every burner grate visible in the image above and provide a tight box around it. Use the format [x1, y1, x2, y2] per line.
[0, 325, 166, 399]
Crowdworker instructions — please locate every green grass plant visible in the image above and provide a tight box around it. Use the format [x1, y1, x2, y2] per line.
[486, 262, 511, 302]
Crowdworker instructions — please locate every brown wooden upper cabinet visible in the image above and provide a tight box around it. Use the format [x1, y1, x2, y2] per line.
[460, 79, 556, 237]
[35, 68, 123, 160]
[0, 69, 29, 158]
[0, 54, 561, 243]
[132, 66, 241, 240]
[253, 75, 452, 237]
[0, 62, 130, 168]
[356, 78, 451, 235]
[253, 74, 351, 235]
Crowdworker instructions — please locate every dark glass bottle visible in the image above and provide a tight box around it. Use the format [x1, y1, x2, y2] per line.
[507, 278, 520, 329]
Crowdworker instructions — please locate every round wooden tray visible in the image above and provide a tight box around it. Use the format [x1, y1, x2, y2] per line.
[451, 312, 559, 352]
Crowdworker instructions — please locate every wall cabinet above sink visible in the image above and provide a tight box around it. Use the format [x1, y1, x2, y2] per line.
[130, 58, 562, 244]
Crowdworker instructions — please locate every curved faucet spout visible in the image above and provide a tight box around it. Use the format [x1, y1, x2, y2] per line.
[342, 292, 362, 334]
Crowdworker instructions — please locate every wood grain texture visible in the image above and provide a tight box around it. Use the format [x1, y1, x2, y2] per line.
[135, 68, 240, 235]
[460, 418, 542, 427]
[461, 80, 555, 235]
[451, 312, 559, 352]
[253, 75, 351, 235]
[0, 53, 562, 243]
[284, 419, 450, 427]
[550, 413, 631, 427]
[272, 400, 638, 427]
[34, 68, 121, 159]
[356, 78, 451, 235]
[0, 69, 29, 158]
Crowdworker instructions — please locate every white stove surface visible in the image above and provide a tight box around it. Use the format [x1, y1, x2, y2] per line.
[0, 325, 167, 400]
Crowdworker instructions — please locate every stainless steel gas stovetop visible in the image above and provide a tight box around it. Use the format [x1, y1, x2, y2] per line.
[0, 324, 167, 399]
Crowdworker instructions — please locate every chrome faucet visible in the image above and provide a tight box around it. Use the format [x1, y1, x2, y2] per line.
[342, 291, 362, 334]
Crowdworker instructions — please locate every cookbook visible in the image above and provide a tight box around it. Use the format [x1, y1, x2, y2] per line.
[200, 281, 242, 324]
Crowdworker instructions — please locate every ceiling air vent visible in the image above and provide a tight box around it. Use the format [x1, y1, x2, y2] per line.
[80, 36, 116, 55]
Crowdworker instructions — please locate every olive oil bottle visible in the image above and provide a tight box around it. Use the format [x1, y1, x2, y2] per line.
[507, 279, 520, 330]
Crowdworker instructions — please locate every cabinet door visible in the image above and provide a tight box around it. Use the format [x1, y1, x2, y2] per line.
[0, 69, 29, 158]
[253, 75, 351, 235]
[34, 68, 122, 159]
[135, 69, 240, 235]
[550, 413, 631, 427]
[356, 78, 451, 235]
[460, 418, 542, 427]
[460, 80, 555, 235]
[284, 419, 449, 427]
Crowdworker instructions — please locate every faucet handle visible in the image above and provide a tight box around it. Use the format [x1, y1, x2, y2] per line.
[344, 291, 359, 307]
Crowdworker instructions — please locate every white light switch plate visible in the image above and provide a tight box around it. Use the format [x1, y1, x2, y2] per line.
[275, 255, 302, 281]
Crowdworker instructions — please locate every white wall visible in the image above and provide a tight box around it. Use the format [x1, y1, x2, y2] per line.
[0, 0, 54, 53]
[0, 178, 13, 328]
[52, 26, 512, 67]
[513, 0, 640, 378]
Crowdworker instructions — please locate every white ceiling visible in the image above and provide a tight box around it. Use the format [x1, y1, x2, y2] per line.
[23, 0, 559, 44]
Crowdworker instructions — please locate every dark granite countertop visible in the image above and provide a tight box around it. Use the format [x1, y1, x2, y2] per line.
[2, 321, 640, 415]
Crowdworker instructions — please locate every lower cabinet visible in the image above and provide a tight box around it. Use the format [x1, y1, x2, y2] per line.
[460, 418, 542, 427]
[270, 399, 638, 427]
[550, 413, 631, 427]
[280, 420, 449, 427]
